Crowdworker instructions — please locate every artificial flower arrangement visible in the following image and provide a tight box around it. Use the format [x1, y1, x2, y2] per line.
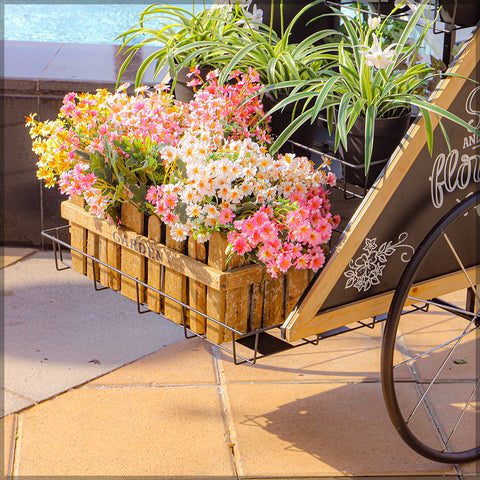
[27, 69, 339, 279]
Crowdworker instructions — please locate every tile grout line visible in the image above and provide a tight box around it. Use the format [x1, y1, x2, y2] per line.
[9, 413, 21, 479]
[3, 388, 37, 405]
[6, 413, 18, 478]
[212, 345, 241, 480]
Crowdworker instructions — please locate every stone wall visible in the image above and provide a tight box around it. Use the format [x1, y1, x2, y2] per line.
[1, 40, 158, 246]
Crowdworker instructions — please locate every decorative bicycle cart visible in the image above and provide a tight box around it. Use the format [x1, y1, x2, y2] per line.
[42, 21, 479, 465]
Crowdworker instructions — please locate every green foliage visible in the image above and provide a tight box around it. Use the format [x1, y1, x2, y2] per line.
[266, 0, 480, 174]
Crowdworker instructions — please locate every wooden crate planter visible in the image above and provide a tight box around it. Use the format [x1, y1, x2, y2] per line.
[62, 199, 313, 344]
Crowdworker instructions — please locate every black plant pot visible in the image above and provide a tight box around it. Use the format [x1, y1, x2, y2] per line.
[262, 92, 319, 155]
[368, 0, 408, 15]
[439, 0, 480, 27]
[338, 111, 411, 189]
[255, 1, 338, 44]
[172, 66, 212, 102]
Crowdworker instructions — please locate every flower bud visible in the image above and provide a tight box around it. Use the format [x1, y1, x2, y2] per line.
[368, 16, 381, 30]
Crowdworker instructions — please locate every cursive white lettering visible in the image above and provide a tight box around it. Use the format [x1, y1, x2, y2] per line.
[465, 86, 480, 131]
[430, 150, 480, 208]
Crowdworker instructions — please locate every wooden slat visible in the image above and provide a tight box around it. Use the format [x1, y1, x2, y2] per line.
[283, 30, 479, 342]
[206, 231, 229, 343]
[146, 215, 163, 313]
[222, 253, 250, 342]
[69, 196, 86, 275]
[120, 203, 145, 303]
[85, 230, 99, 281]
[262, 274, 285, 328]
[99, 237, 109, 287]
[293, 266, 480, 337]
[164, 226, 188, 324]
[250, 282, 264, 332]
[107, 240, 121, 290]
[188, 237, 207, 334]
[286, 269, 311, 316]
[61, 201, 265, 290]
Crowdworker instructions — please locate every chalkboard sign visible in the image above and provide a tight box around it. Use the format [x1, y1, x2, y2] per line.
[283, 27, 479, 342]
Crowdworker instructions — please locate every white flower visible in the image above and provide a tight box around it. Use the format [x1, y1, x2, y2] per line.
[368, 16, 381, 30]
[359, 34, 396, 69]
[395, 0, 419, 13]
[170, 223, 189, 243]
[241, 4, 263, 28]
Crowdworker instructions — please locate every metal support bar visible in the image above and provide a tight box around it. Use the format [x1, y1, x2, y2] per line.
[42, 225, 387, 366]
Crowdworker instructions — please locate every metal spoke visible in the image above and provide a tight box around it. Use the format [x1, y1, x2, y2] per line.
[404, 315, 476, 425]
[443, 232, 480, 305]
[393, 325, 477, 370]
[443, 379, 480, 451]
[407, 295, 477, 318]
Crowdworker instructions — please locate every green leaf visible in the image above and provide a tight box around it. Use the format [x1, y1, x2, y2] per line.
[364, 104, 376, 174]
[176, 158, 187, 178]
[453, 359, 467, 365]
[174, 201, 188, 224]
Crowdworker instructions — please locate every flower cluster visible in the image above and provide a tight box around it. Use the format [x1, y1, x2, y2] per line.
[28, 69, 339, 277]
[186, 67, 270, 144]
[27, 84, 189, 219]
[146, 135, 339, 277]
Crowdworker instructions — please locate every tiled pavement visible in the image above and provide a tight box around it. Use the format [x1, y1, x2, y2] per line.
[3, 248, 479, 478]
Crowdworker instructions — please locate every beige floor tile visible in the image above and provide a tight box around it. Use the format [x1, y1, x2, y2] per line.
[219, 327, 385, 383]
[425, 382, 480, 468]
[463, 461, 480, 476]
[90, 337, 217, 386]
[225, 382, 455, 477]
[15, 387, 234, 476]
[3, 414, 17, 476]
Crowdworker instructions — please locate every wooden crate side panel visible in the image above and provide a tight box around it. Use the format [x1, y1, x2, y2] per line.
[99, 237, 109, 287]
[206, 232, 253, 343]
[146, 216, 163, 313]
[120, 203, 145, 303]
[188, 237, 207, 334]
[164, 227, 188, 324]
[250, 283, 264, 332]
[62, 200, 261, 290]
[70, 223, 87, 275]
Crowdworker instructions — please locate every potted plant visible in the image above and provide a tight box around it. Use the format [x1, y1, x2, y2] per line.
[115, 1, 260, 100]
[255, 0, 338, 44]
[438, 0, 480, 27]
[116, 1, 337, 147]
[266, 0, 480, 187]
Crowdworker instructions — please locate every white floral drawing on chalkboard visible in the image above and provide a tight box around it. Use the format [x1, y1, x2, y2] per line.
[344, 233, 415, 292]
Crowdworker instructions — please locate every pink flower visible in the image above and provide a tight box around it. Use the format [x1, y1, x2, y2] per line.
[187, 65, 200, 78]
[187, 78, 203, 88]
[218, 208, 235, 225]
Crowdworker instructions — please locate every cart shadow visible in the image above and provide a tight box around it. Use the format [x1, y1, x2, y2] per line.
[231, 332, 478, 473]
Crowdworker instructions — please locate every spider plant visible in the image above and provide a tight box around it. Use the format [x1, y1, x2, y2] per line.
[265, 0, 480, 173]
[115, 1, 252, 88]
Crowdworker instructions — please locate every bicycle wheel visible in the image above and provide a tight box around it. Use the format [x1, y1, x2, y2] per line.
[381, 191, 480, 463]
